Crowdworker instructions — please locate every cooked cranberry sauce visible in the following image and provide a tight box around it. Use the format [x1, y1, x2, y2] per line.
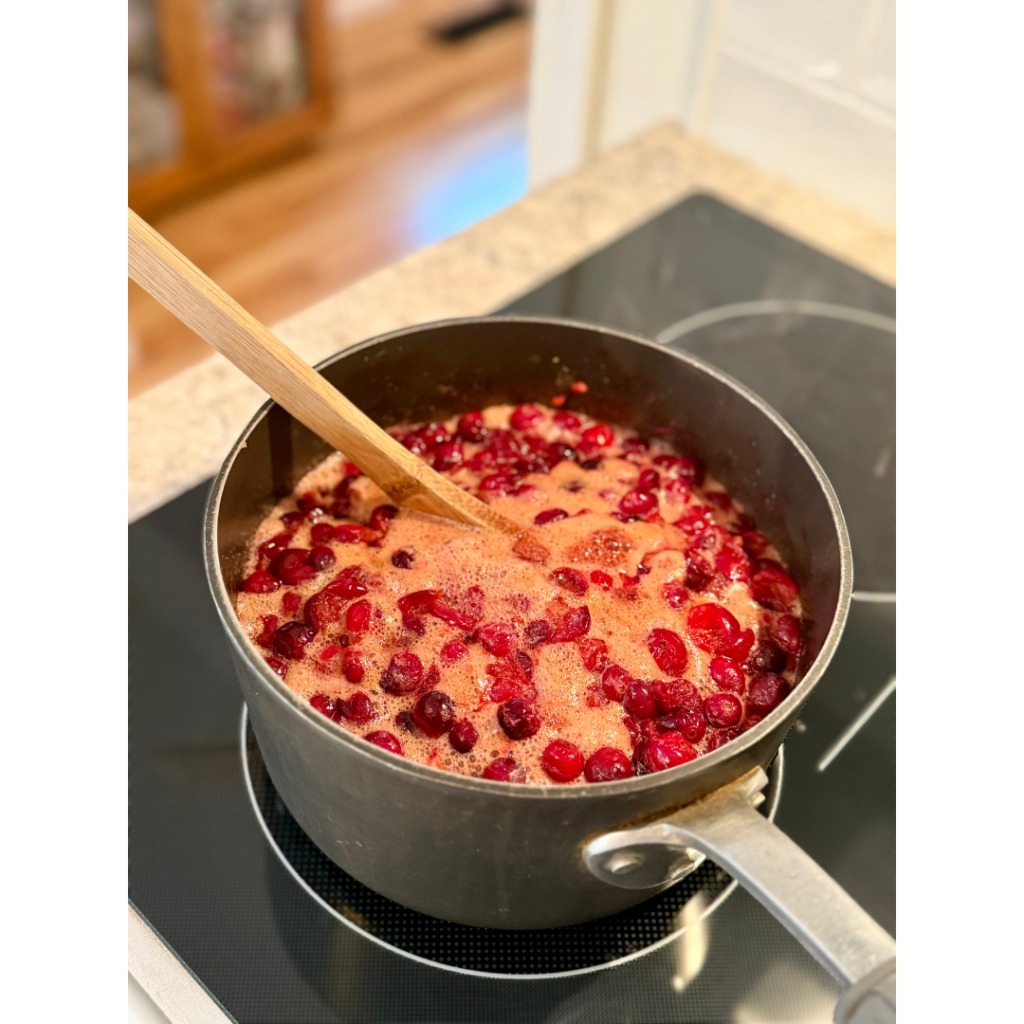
[235, 403, 802, 784]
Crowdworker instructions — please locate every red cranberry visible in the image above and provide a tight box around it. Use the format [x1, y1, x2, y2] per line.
[319, 644, 342, 663]
[271, 549, 317, 585]
[339, 691, 376, 724]
[707, 728, 743, 751]
[750, 566, 800, 612]
[579, 458, 603, 470]
[601, 665, 633, 702]
[368, 505, 398, 534]
[484, 662, 525, 702]
[541, 740, 585, 782]
[380, 651, 424, 694]
[457, 410, 487, 442]
[432, 442, 465, 472]
[584, 747, 634, 782]
[255, 614, 279, 647]
[644, 733, 698, 772]
[769, 614, 802, 655]
[581, 424, 614, 448]
[345, 599, 371, 634]
[482, 756, 526, 783]
[397, 590, 439, 616]
[272, 621, 315, 660]
[710, 656, 746, 693]
[590, 570, 614, 589]
[264, 656, 288, 677]
[418, 421, 451, 447]
[661, 581, 688, 609]
[652, 678, 701, 714]
[333, 524, 374, 544]
[685, 554, 713, 592]
[747, 673, 791, 715]
[534, 508, 569, 525]
[554, 410, 582, 431]
[281, 511, 306, 529]
[394, 710, 415, 732]
[449, 719, 478, 753]
[309, 693, 337, 719]
[498, 698, 541, 740]
[475, 622, 515, 657]
[243, 570, 279, 594]
[647, 628, 689, 675]
[718, 627, 755, 661]
[511, 403, 543, 430]
[748, 641, 787, 673]
[365, 731, 404, 756]
[514, 650, 534, 678]
[282, 592, 301, 615]
[620, 489, 657, 516]
[391, 549, 415, 569]
[637, 468, 660, 491]
[716, 545, 752, 582]
[486, 429, 523, 463]
[675, 456, 705, 487]
[550, 567, 588, 596]
[578, 638, 609, 672]
[687, 603, 741, 653]
[704, 491, 732, 510]
[341, 648, 365, 683]
[658, 707, 707, 743]
[259, 532, 295, 560]
[412, 691, 456, 737]
[480, 473, 516, 497]
[306, 545, 336, 572]
[304, 589, 345, 633]
[546, 606, 588, 643]
[623, 715, 642, 748]
[623, 680, 658, 719]
[705, 693, 743, 728]
[324, 567, 369, 599]
[310, 522, 337, 544]
[440, 639, 468, 665]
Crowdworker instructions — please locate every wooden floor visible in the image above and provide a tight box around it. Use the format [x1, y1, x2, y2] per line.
[128, 0, 531, 396]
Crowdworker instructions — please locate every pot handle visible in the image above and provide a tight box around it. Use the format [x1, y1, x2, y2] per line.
[582, 768, 896, 1022]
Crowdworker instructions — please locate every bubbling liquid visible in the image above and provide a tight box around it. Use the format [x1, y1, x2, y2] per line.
[235, 403, 803, 784]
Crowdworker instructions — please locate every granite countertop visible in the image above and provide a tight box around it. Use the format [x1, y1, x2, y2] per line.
[127, 122, 895, 523]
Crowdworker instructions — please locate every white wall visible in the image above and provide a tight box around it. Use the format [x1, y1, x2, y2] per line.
[527, 0, 896, 226]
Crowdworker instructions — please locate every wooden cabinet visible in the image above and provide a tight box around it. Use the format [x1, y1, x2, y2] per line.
[128, 0, 332, 216]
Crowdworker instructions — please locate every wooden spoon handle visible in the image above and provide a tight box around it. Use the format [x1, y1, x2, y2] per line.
[128, 210, 515, 533]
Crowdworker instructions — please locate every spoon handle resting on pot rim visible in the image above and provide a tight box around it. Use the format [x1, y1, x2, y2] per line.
[127, 209, 516, 534]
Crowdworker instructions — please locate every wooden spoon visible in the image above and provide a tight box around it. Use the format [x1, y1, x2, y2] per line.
[128, 209, 516, 533]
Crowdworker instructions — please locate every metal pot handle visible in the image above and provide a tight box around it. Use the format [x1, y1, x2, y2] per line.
[583, 768, 896, 1023]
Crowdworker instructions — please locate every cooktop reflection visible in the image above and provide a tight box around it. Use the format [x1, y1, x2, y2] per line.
[129, 193, 894, 1023]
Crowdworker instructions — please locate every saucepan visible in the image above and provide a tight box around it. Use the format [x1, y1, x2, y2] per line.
[204, 317, 895, 1021]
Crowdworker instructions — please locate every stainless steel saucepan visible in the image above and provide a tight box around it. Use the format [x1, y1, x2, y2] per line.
[205, 317, 895, 1022]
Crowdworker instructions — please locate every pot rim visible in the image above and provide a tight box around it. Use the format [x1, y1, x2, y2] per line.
[203, 314, 853, 801]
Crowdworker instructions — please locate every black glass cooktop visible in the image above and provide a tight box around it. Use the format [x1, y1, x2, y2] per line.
[129, 193, 895, 1022]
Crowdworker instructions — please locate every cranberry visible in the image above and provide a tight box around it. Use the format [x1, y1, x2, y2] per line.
[675, 456, 705, 487]
[644, 733, 698, 772]
[431, 442, 465, 472]
[652, 678, 701, 714]
[440, 639, 468, 665]
[480, 473, 516, 497]
[653, 583, 684, 613]
[484, 662, 525, 702]
[550, 567, 588, 596]
[601, 665, 633, 702]
[554, 410, 582, 431]
[584, 747, 634, 782]
[310, 523, 336, 544]
[747, 673, 791, 715]
[271, 549, 317, 585]
[581, 424, 615, 448]
[282, 592, 301, 615]
[705, 693, 743, 728]
[549, 606, 591, 642]
[243, 570, 279, 594]
[281, 511, 305, 529]
[449, 719, 478, 753]
[658, 707, 707, 743]
[685, 554, 713, 592]
[534, 508, 569, 526]
[748, 641, 787, 674]
[304, 589, 345, 633]
[264, 656, 288, 677]
[750, 566, 800, 612]
[769, 614, 802, 655]
[623, 680, 658, 719]
[482, 756, 526, 783]
[510, 403, 543, 430]
[541, 740, 585, 782]
[368, 505, 398, 534]
[419, 421, 451, 447]
[718, 627, 755, 662]
[394, 710, 415, 732]
[345, 599, 371, 634]
[637, 468, 660, 491]
[255, 614, 278, 647]
[380, 651, 424, 694]
[272, 621, 315, 660]
[498, 697, 541, 739]
[710, 656, 746, 692]
[341, 648, 365, 683]
[334, 524, 374, 544]
[707, 728, 743, 751]
[716, 545, 752, 582]
[403, 614, 426, 635]
[412, 691, 456, 737]
[579, 458, 603, 470]
[320, 644, 342, 663]
[397, 590, 438, 616]
[339, 691, 376, 724]
[623, 715, 642, 748]
[620, 489, 657, 516]
[475, 622, 515, 657]
[307, 545, 336, 572]
[309, 693, 337, 719]
[590, 570, 614, 589]
[514, 650, 534, 678]
[259, 532, 295, 560]
[578, 638, 609, 672]
[325, 567, 369, 599]
[365, 731, 404, 756]
[647, 628, 689, 675]
[457, 410, 487, 442]
[687, 603, 741, 653]
[391, 549, 415, 569]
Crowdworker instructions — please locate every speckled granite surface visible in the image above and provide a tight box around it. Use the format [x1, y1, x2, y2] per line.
[127, 122, 895, 522]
